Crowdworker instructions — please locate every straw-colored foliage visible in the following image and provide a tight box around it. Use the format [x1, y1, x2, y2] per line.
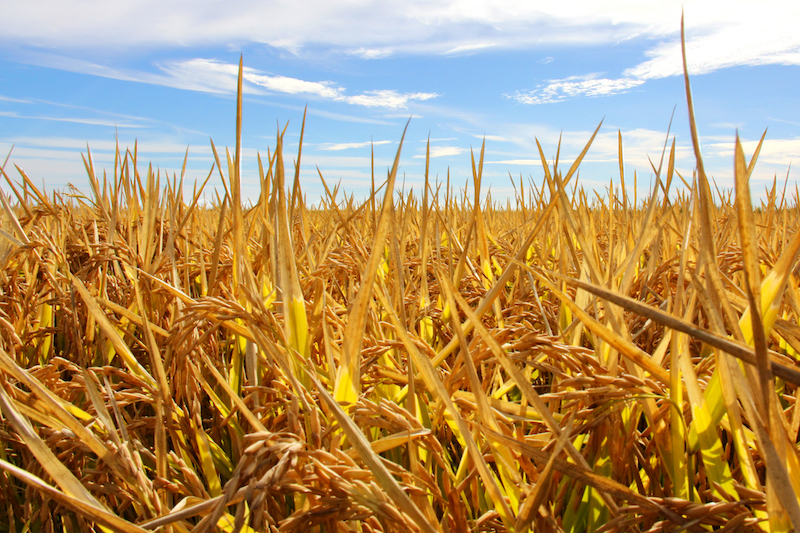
[2, 35, 800, 533]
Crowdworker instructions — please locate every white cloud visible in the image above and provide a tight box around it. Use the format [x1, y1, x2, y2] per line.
[341, 90, 439, 109]
[0, 1, 669, 53]
[301, 156, 371, 170]
[4, 1, 798, 113]
[485, 159, 538, 165]
[0, 0, 760, 57]
[0, 95, 30, 104]
[444, 42, 497, 55]
[705, 137, 800, 167]
[510, 75, 644, 105]
[157, 58, 344, 98]
[512, 12, 800, 106]
[500, 3, 800, 105]
[472, 134, 508, 143]
[21, 56, 438, 111]
[413, 146, 468, 158]
[249, 74, 341, 99]
[709, 122, 746, 130]
[485, 122, 694, 172]
[318, 140, 393, 151]
[0, 111, 145, 128]
[624, 24, 800, 81]
[349, 47, 395, 59]
[2, 1, 797, 64]
[6, 136, 210, 154]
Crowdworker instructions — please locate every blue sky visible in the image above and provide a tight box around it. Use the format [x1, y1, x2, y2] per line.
[1, 1, 799, 204]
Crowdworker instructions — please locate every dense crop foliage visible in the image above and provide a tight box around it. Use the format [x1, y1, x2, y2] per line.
[1, 31, 800, 533]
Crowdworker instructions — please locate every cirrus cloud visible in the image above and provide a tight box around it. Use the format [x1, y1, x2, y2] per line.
[21, 56, 439, 110]
[342, 90, 438, 109]
[510, 75, 645, 104]
[510, 3, 800, 105]
[318, 140, 393, 151]
[413, 146, 468, 158]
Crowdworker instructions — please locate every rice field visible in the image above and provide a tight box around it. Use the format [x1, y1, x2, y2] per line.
[1, 37, 800, 533]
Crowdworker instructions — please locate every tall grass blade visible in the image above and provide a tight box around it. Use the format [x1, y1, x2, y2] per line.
[334, 120, 410, 405]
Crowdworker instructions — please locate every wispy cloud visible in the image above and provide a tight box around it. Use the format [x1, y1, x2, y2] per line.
[769, 117, 800, 128]
[709, 122, 746, 130]
[510, 75, 644, 105]
[0, 95, 30, 103]
[3, 0, 796, 62]
[6, 136, 209, 154]
[472, 134, 508, 142]
[318, 140, 393, 151]
[349, 47, 394, 59]
[160, 59, 344, 98]
[485, 159, 538, 165]
[705, 136, 800, 167]
[342, 90, 438, 109]
[413, 146, 467, 158]
[623, 23, 800, 81]
[22, 55, 438, 110]
[0, 1, 655, 54]
[0, 111, 145, 128]
[483, 123, 693, 171]
[444, 42, 496, 55]
[6, 1, 797, 111]
[253, 100, 395, 125]
[508, 3, 800, 104]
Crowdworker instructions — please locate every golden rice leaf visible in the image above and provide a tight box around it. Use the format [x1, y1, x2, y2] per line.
[439, 266, 528, 507]
[531, 270, 670, 385]
[724, 351, 800, 530]
[547, 270, 800, 387]
[689, 145, 800, 450]
[312, 373, 441, 533]
[0, 388, 112, 518]
[273, 116, 311, 384]
[81, 367, 122, 449]
[0, 348, 94, 427]
[0, 181, 30, 245]
[514, 416, 574, 532]
[0, 350, 152, 504]
[96, 297, 169, 338]
[190, 414, 221, 497]
[443, 274, 620, 516]
[481, 426, 686, 526]
[199, 350, 267, 433]
[676, 340, 736, 500]
[362, 428, 431, 455]
[0, 459, 148, 533]
[334, 121, 409, 405]
[70, 274, 157, 390]
[429, 188, 561, 370]
[375, 286, 517, 526]
[216, 512, 258, 533]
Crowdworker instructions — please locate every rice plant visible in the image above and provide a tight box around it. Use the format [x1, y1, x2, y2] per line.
[0, 25, 799, 533]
